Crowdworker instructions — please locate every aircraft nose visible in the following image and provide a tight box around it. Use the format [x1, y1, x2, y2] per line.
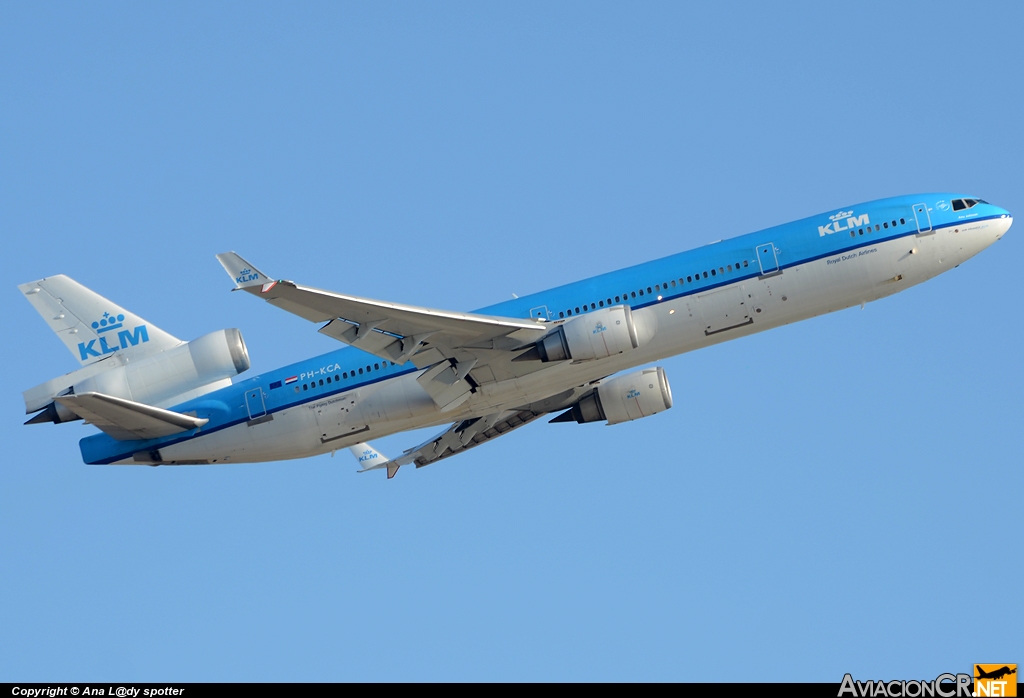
[994, 208, 1012, 239]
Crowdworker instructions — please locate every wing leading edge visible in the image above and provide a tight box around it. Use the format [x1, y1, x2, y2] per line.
[216, 251, 555, 411]
[216, 251, 547, 369]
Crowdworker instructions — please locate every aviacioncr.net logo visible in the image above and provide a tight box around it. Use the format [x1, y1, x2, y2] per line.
[838, 673, 973, 698]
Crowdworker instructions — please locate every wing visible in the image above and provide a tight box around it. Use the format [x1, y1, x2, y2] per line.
[217, 252, 552, 410]
[54, 392, 208, 441]
[351, 388, 592, 478]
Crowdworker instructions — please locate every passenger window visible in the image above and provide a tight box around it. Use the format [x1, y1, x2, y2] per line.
[358, 368, 363, 375]
[703, 271, 708, 279]
[374, 363, 379, 370]
[883, 221, 888, 229]
[615, 296, 620, 302]
[655, 284, 660, 291]
[303, 384, 308, 391]
[711, 269, 716, 276]
[639, 289, 644, 296]
[599, 300, 604, 307]
[727, 265, 732, 272]
[719, 267, 724, 274]
[874, 224, 880, 231]
[559, 311, 564, 318]
[671, 280, 677, 287]
[591, 303, 596, 310]
[647, 287, 652, 294]
[319, 379, 324, 386]
[343, 372, 348, 379]
[743, 260, 749, 268]
[687, 276, 692, 282]
[900, 218, 905, 225]
[631, 292, 636, 298]
[327, 376, 332, 384]
[575, 307, 580, 313]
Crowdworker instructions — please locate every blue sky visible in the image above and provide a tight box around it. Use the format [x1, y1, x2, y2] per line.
[2, 2, 1021, 681]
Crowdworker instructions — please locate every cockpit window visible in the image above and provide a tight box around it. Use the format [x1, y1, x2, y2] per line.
[951, 198, 987, 211]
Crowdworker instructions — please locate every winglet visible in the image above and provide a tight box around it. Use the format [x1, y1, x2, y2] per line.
[216, 252, 274, 291]
[350, 442, 400, 479]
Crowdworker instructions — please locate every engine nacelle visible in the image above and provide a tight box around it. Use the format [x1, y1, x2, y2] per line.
[28, 329, 251, 423]
[557, 367, 673, 425]
[537, 305, 656, 362]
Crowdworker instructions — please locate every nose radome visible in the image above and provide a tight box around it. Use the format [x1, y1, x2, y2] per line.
[994, 209, 1012, 240]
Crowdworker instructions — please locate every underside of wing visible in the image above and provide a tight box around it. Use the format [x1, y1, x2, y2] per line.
[54, 392, 209, 441]
[354, 387, 592, 478]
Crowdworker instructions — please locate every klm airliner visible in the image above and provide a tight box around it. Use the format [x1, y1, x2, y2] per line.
[20, 194, 1011, 477]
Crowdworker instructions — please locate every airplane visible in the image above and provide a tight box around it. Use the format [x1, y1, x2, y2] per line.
[19, 194, 1012, 478]
[975, 666, 1016, 681]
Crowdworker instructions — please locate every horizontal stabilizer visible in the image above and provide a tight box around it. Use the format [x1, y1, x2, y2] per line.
[54, 392, 209, 441]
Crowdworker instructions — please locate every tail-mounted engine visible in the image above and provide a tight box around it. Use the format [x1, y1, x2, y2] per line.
[25, 329, 251, 424]
[552, 366, 673, 425]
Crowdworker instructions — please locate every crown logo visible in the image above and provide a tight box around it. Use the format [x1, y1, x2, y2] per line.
[239, 268, 251, 276]
[829, 210, 853, 221]
[91, 311, 125, 334]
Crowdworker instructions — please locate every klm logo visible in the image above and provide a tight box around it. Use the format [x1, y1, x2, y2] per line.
[358, 449, 379, 463]
[819, 210, 870, 237]
[593, 322, 607, 335]
[77, 311, 150, 360]
[626, 388, 641, 399]
[235, 268, 259, 284]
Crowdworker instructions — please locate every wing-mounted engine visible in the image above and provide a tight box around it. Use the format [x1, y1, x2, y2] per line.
[523, 305, 657, 363]
[552, 366, 673, 425]
[24, 328, 251, 425]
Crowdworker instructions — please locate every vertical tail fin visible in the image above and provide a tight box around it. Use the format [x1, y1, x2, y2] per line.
[19, 275, 180, 366]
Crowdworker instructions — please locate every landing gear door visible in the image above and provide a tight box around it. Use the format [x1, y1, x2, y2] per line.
[316, 394, 369, 444]
[913, 203, 932, 234]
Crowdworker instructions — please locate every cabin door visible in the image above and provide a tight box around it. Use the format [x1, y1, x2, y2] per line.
[912, 203, 932, 234]
[756, 243, 779, 275]
[245, 388, 267, 421]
